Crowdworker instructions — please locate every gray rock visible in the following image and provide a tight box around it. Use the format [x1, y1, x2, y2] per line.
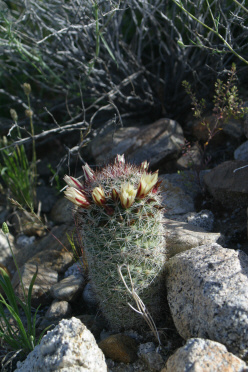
[203, 160, 248, 208]
[82, 282, 98, 308]
[11, 263, 58, 306]
[138, 342, 164, 372]
[50, 274, 85, 301]
[89, 119, 184, 170]
[0, 230, 16, 266]
[15, 224, 73, 268]
[166, 244, 248, 359]
[185, 210, 214, 231]
[164, 338, 246, 372]
[50, 197, 74, 224]
[45, 300, 72, 320]
[160, 171, 205, 200]
[15, 317, 107, 372]
[36, 186, 58, 213]
[234, 141, 248, 161]
[176, 144, 202, 170]
[39, 300, 72, 330]
[16, 235, 35, 247]
[165, 219, 221, 258]
[64, 259, 84, 278]
[161, 179, 195, 216]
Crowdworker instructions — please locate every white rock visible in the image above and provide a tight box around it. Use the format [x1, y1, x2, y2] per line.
[166, 244, 248, 359]
[164, 338, 246, 372]
[15, 317, 107, 372]
[165, 219, 221, 258]
[0, 230, 15, 265]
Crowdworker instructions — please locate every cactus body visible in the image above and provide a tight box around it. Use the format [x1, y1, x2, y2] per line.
[65, 157, 166, 331]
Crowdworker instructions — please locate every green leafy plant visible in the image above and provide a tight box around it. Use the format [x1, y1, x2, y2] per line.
[47, 164, 63, 194]
[0, 83, 37, 209]
[182, 63, 247, 171]
[63, 155, 166, 331]
[0, 223, 48, 356]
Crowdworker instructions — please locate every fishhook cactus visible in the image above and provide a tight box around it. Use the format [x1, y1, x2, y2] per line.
[64, 155, 166, 331]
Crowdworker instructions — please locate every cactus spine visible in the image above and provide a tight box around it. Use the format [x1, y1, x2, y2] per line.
[64, 155, 166, 331]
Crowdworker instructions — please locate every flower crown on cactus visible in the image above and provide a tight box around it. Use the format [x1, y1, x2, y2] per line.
[63, 154, 161, 211]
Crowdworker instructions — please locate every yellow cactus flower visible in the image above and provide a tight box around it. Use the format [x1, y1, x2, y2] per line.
[64, 175, 83, 190]
[120, 183, 137, 209]
[136, 171, 158, 199]
[92, 186, 106, 206]
[64, 187, 91, 208]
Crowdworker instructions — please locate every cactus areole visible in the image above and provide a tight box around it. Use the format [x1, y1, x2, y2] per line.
[64, 155, 166, 331]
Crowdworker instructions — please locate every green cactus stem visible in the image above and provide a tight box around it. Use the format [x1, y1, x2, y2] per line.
[64, 155, 167, 331]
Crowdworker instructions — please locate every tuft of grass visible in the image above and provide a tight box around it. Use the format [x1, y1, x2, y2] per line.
[0, 223, 50, 356]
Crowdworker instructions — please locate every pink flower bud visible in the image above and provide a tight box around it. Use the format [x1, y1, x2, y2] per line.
[64, 187, 91, 208]
[120, 183, 137, 209]
[140, 160, 149, 172]
[92, 187, 106, 206]
[111, 188, 119, 202]
[64, 175, 83, 190]
[136, 171, 159, 199]
[82, 163, 95, 182]
[114, 154, 125, 166]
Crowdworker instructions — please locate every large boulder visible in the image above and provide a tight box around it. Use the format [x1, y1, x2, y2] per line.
[15, 317, 107, 372]
[165, 219, 221, 258]
[203, 160, 248, 209]
[164, 338, 246, 372]
[165, 243, 248, 359]
[89, 118, 184, 170]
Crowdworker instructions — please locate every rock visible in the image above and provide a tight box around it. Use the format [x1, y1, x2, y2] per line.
[11, 211, 46, 237]
[234, 141, 248, 161]
[16, 235, 35, 247]
[176, 144, 202, 170]
[41, 302, 72, 328]
[138, 342, 164, 372]
[11, 263, 58, 306]
[50, 197, 74, 224]
[192, 115, 244, 142]
[0, 229, 16, 266]
[161, 179, 195, 216]
[36, 185, 58, 213]
[203, 160, 248, 208]
[27, 248, 74, 274]
[39, 300, 72, 330]
[15, 317, 107, 372]
[15, 224, 74, 268]
[165, 219, 221, 258]
[99, 334, 138, 363]
[45, 300, 72, 320]
[159, 171, 206, 201]
[166, 243, 248, 359]
[90, 119, 184, 170]
[164, 338, 246, 372]
[64, 259, 84, 278]
[82, 282, 98, 308]
[50, 274, 85, 301]
[185, 210, 214, 231]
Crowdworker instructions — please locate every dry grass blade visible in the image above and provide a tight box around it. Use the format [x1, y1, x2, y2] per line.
[118, 264, 162, 349]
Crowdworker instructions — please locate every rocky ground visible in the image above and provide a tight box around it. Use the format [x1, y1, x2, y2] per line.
[0, 109, 248, 371]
